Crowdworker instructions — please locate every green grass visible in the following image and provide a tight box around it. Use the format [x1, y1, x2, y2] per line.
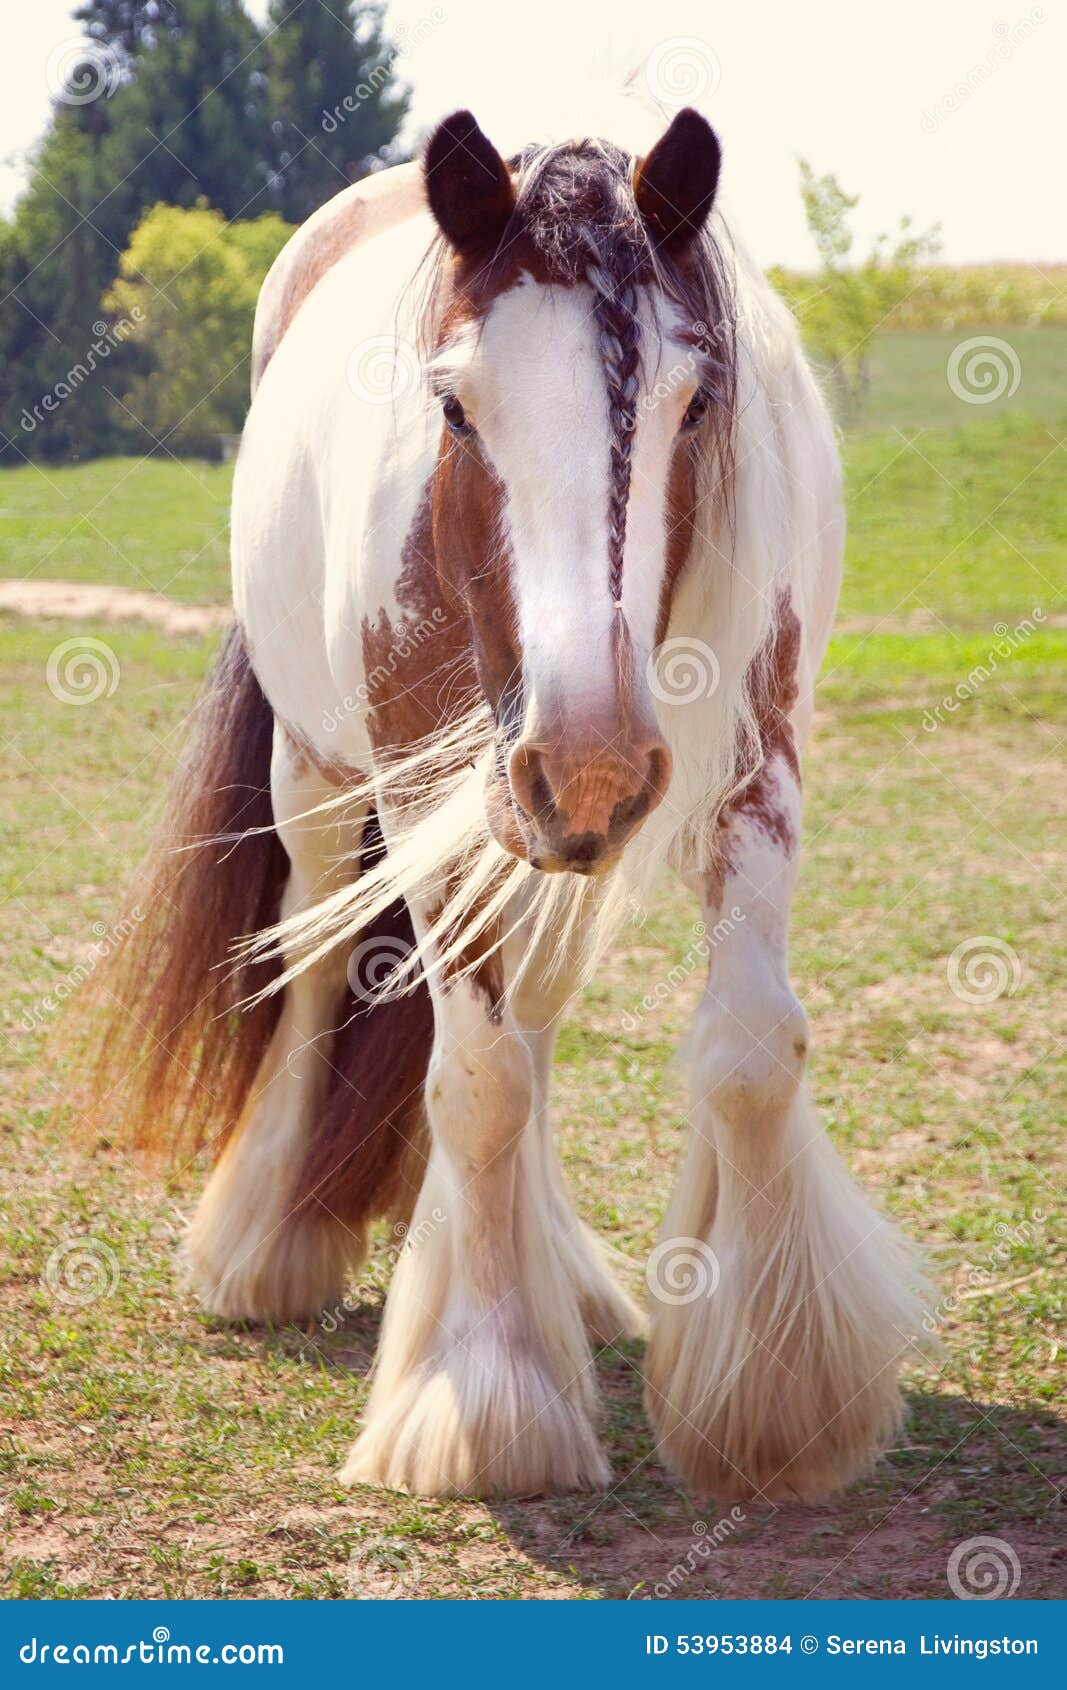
[859, 327, 1067, 433]
[0, 355, 1064, 1601]
[0, 456, 233, 604]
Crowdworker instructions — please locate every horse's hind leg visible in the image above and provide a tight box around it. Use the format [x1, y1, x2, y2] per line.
[342, 908, 608, 1496]
[185, 725, 367, 1321]
[644, 706, 930, 1500]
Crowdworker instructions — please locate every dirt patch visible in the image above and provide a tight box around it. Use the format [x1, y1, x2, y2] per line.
[0, 579, 230, 636]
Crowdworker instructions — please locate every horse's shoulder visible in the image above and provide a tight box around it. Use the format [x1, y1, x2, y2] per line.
[251, 161, 426, 393]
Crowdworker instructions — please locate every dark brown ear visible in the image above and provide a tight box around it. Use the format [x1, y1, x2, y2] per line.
[424, 109, 515, 257]
[634, 108, 721, 253]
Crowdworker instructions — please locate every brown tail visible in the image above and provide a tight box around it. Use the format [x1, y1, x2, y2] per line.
[81, 625, 288, 1159]
[81, 625, 431, 1226]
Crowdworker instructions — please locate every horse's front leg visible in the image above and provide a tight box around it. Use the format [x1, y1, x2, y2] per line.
[342, 923, 609, 1497]
[645, 749, 930, 1501]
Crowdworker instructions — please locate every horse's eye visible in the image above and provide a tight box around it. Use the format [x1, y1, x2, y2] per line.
[442, 394, 472, 435]
[680, 389, 710, 433]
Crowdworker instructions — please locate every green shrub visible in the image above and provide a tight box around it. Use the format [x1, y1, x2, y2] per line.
[104, 203, 293, 451]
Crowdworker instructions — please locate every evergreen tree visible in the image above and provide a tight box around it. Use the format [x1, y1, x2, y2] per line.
[264, 0, 408, 224]
[0, 0, 408, 460]
[74, 0, 180, 63]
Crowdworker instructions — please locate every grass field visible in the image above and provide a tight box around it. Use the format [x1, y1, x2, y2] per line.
[1, 351, 1064, 1598]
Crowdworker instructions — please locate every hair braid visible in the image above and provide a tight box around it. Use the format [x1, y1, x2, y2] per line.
[586, 258, 642, 605]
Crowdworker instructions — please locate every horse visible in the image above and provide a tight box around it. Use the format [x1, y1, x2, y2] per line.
[91, 104, 929, 1501]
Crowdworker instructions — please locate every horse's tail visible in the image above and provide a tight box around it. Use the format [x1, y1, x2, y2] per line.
[79, 624, 431, 1226]
[79, 625, 287, 1160]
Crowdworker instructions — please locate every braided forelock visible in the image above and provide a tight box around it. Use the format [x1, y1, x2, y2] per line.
[423, 138, 737, 610]
[504, 140, 654, 608]
[585, 256, 642, 605]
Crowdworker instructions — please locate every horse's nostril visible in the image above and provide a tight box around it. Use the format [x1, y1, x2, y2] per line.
[508, 744, 558, 823]
[644, 743, 672, 803]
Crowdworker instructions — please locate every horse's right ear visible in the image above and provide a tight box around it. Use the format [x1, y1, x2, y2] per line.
[424, 110, 515, 258]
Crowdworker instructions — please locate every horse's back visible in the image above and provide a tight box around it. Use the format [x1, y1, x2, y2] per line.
[251, 160, 426, 392]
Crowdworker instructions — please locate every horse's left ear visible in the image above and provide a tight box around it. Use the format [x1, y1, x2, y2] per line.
[634, 108, 721, 254]
[424, 109, 516, 258]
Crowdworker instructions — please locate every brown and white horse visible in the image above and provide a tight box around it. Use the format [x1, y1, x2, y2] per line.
[94, 106, 929, 1500]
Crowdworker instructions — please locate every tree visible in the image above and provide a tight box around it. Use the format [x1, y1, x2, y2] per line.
[263, 0, 408, 224]
[1, 0, 407, 461]
[74, 0, 181, 65]
[783, 162, 940, 427]
[104, 201, 292, 449]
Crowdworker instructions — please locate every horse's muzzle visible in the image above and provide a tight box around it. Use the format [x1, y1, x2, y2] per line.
[497, 732, 672, 875]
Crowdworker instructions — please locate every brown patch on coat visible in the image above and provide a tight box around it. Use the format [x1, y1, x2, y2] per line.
[279, 716, 365, 787]
[361, 475, 479, 753]
[705, 592, 803, 907]
[426, 873, 506, 1023]
[657, 436, 700, 644]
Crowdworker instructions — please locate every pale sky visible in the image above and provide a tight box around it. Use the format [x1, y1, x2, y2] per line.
[1, 0, 1064, 268]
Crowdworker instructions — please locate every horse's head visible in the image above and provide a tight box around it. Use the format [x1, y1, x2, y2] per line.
[423, 107, 733, 876]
